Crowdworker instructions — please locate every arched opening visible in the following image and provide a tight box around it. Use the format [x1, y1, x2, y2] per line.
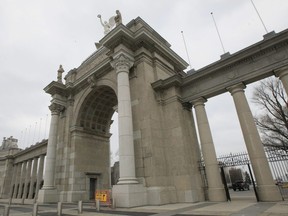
[78, 86, 118, 134]
[73, 86, 118, 200]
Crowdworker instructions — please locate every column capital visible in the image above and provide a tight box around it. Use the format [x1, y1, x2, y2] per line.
[182, 102, 192, 110]
[191, 97, 207, 107]
[226, 83, 246, 95]
[274, 66, 288, 78]
[111, 53, 134, 73]
[49, 103, 65, 115]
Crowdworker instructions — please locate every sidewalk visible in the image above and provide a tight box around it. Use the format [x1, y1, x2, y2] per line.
[1, 199, 288, 216]
[85, 200, 288, 216]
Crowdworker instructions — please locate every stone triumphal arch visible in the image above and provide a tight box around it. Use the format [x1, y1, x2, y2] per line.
[36, 17, 288, 207]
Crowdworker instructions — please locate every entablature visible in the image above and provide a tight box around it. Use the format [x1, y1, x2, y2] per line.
[152, 28, 288, 103]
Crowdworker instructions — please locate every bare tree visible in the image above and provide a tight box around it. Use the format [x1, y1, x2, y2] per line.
[252, 77, 288, 150]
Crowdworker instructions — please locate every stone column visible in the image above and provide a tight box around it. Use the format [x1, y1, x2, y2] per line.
[227, 83, 282, 201]
[38, 103, 64, 203]
[17, 161, 27, 199]
[275, 66, 288, 94]
[28, 157, 38, 199]
[34, 155, 45, 201]
[9, 164, 18, 201]
[22, 159, 32, 202]
[111, 53, 138, 184]
[192, 98, 226, 202]
[12, 163, 21, 198]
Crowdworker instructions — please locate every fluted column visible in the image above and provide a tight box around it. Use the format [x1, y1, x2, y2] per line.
[28, 157, 38, 199]
[275, 66, 288, 94]
[227, 83, 282, 201]
[111, 53, 138, 184]
[192, 98, 226, 201]
[34, 155, 45, 201]
[17, 161, 27, 198]
[38, 103, 64, 203]
[22, 159, 32, 202]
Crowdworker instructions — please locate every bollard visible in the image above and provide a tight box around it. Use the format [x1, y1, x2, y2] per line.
[4, 205, 10, 216]
[57, 202, 62, 216]
[32, 203, 38, 216]
[78, 200, 83, 214]
[95, 200, 100, 211]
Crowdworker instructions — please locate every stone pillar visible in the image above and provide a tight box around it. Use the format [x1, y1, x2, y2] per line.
[227, 83, 282, 201]
[192, 98, 226, 202]
[28, 157, 38, 199]
[34, 155, 45, 201]
[17, 161, 27, 199]
[38, 103, 64, 203]
[110, 51, 147, 208]
[275, 66, 288, 94]
[12, 163, 21, 198]
[22, 159, 33, 202]
[9, 164, 18, 201]
[111, 53, 138, 185]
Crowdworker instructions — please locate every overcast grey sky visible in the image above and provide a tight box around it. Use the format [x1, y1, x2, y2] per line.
[1, 0, 288, 158]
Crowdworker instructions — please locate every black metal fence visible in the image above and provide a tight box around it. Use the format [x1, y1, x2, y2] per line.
[199, 146, 288, 200]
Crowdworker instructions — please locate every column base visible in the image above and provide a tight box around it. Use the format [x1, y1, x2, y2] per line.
[112, 184, 147, 207]
[208, 187, 226, 202]
[37, 188, 59, 203]
[257, 185, 282, 201]
[117, 177, 139, 185]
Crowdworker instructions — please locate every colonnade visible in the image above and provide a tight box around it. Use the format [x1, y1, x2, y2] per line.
[192, 71, 288, 202]
[10, 154, 45, 202]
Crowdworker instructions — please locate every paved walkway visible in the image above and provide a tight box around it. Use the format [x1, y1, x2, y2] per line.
[1, 200, 288, 216]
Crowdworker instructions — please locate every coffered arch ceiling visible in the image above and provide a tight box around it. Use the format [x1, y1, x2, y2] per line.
[77, 86, 117, 134]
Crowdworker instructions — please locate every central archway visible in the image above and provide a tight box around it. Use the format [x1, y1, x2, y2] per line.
[77, 86, 118, 134]
[69, 86, 118, 201]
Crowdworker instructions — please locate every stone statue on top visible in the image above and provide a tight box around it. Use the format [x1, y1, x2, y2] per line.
[98, 10, 122, 35]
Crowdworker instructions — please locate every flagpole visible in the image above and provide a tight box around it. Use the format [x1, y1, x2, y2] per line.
[211, 12, 226, 54]
[181, 31, 192, 70]
[250, 0, 268, 33]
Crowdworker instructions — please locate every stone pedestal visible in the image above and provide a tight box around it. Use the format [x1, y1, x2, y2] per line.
[37, 189, 58, 203]
[112, 184, 147, 207]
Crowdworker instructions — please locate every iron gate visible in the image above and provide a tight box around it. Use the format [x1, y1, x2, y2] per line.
[199, 146, 288, 200]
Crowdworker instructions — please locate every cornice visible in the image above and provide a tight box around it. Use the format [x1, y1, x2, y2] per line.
[151, 74, 183, 91]
[183, 29, 288, 87]
[99, 17, 188, 72]
[44, 81, 67, 96]
[151, 28, 288, 103]
[12, 140, 48, 163]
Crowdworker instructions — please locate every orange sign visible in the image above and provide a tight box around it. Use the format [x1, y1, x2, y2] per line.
[95, 190, 110, 204]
